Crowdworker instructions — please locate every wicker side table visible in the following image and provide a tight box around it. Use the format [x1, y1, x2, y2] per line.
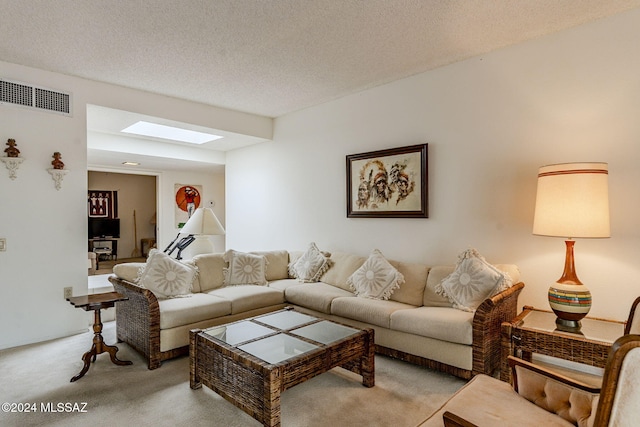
[501, 306, 624, 383]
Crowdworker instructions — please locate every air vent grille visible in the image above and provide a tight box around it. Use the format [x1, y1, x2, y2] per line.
[1, 79, 71, 116]
[1, 80, 33, 107]
[35, 87, 70, 114]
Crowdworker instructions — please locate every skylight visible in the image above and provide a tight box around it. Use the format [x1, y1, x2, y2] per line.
[121, 121, 223, 144]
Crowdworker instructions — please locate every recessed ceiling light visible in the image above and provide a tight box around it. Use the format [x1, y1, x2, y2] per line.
[121, 121, 223, 144]
[122, 161, 140, 166]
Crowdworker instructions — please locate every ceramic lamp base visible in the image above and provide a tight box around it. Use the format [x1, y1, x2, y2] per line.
[548, 282, 591, 331]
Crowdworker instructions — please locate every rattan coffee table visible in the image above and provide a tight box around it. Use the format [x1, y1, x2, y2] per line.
[189, 307, 375, 427]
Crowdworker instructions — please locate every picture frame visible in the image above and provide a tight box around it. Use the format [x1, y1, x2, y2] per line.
[174, 184, 203, 228]
[88, 190, 118, 218]
[346, 143, 428, 218]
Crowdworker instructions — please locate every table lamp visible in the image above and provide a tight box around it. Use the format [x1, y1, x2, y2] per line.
[532, 162, 610, 330]
[178, 207, 225, 259]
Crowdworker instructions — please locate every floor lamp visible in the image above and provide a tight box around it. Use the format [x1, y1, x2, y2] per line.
[169, 207, 225, 260]
[532, 162, 610, 331]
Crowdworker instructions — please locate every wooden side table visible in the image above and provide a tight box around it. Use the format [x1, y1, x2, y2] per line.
[501, 306, 625, 383]
[67, 291, 132, 382]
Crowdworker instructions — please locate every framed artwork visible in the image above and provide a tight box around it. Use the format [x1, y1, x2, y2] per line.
[346, 143, 428, 218]
[88, 190, 118, 218]
[174, 184, 202, 228]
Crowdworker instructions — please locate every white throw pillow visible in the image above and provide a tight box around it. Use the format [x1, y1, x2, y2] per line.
[347, 249, 404, 300]
[436, 248, 513, 312]
[138, 249, 197, 298]
[288, 242, 332, 282]
[223, 249, 268, 286]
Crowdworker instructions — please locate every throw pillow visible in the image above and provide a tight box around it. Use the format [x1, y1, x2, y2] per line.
[436, 248, 513, 312]
[138, 249, 197, 298]
[223, 249, 268, 286]
[346, 249, 404, 300]
[288, 242, 332, 282]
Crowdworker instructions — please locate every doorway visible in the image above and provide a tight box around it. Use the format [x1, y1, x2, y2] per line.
[88, 171, 157, 275]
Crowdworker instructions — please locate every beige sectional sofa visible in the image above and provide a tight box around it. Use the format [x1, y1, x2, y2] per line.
[109, 248, 523, 379]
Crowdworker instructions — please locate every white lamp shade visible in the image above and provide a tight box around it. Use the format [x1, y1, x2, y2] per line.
[533, 162, 610, 238]
[180, 208, 225, 235]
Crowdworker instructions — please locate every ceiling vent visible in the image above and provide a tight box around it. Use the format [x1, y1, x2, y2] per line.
[1, 78, 72, 116]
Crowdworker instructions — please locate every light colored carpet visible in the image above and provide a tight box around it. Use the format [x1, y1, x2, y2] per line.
[0, 322, 465, 427]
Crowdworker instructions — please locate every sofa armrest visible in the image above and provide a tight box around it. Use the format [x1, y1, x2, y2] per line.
[471, 282, 524, 377]
[108, 276, 162, 369]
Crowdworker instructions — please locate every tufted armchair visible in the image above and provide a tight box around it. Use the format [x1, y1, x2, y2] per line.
[419, 334, 640, 427]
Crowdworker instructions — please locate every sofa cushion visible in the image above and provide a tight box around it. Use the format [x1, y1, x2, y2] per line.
[207, 285, 285, 314]
[390, 307, 474, 345]
[223, 250, 268, 286]
[424, 263, 520, 308]
[424, 266, 456, 307]
[285, 283, 354, 314]
[320, 252, 366, 291]
[192, 252, 226, 292]
[387, 260, 429, 306]
[331, 297, 415, 328]
[436, 248, 513, 312]
[138, 249, 197, 298]
[268, 278, 308, 292]
[158, 293, 232, 329]
[347, 249, 404, 300]
[113, 262, 146, 283]
[251, 250, 290, 281]
[288, 243, 332, 282]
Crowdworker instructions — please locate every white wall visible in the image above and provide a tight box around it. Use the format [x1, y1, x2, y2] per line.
[226, 9, 640, 322]
[0, 61, 261, 349]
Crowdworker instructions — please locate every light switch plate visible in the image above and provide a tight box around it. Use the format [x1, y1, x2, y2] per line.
[0, 238, 6, 251]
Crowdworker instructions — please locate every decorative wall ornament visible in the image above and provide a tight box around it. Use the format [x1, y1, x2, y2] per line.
[48, 168, 68, 190]
[2, 138, 24, 180]
[174, 184, 203, 228]
[1, 157, 24, 180]
[346, 143, 428, 218]
[51, 151, 65, 169]
[4, 139, 20, 157]
[88, 190, 118, 218]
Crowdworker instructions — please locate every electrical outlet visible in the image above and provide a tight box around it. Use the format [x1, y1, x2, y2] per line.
[64, 287, 73, 299]
[0, 238, 6, 251]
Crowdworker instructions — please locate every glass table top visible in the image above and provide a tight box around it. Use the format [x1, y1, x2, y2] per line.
[256, 310, 318, 330]
[204, 322, 275, 346]
[202, 310, 364, 365]
[292, 321, 359, 345]
[239, 334, 319, 364]
[519, 310, 624, 344]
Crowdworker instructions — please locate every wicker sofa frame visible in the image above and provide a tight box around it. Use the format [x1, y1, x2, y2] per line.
[375, 282, 524, 379]
[108, 275, 523, 378]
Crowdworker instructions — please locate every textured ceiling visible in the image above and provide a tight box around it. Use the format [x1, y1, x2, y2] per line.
[3, 0, 640, 119]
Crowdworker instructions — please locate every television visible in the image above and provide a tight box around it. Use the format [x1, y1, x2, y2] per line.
[89, 218, 120, 238]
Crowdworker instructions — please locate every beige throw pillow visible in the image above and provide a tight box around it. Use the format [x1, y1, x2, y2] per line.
[347, 249, 404, 300]
[436, 248, 513, 312]
[138, 249, 197, 298]
[223, 250, 268, 286]
[288, 242, 332, 282]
